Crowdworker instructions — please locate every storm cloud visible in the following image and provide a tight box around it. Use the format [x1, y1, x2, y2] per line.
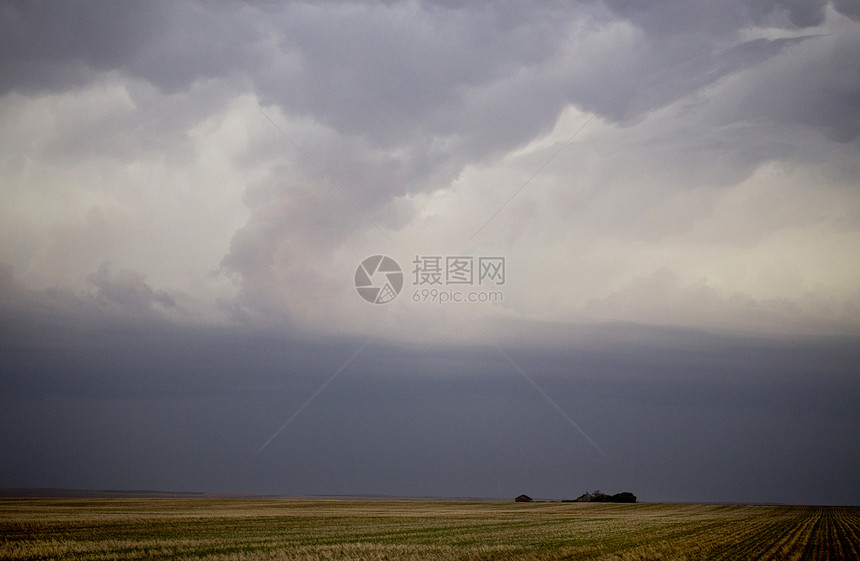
[1, 1, 859, 503]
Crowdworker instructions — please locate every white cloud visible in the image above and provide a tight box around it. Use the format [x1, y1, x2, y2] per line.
[0, 1, 858, 340]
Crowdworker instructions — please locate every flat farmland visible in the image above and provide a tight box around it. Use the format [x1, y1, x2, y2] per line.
[1, 498, 858, 560]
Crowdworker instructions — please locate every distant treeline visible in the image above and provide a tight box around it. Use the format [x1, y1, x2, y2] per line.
[563, 490, 637, 503]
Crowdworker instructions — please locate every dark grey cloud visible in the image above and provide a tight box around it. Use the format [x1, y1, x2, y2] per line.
[7, 1, 854, 172]
[728, 30, 860, 143]
[0, 2, 162, 95]
[604, 0, 860, 35]
[2, 0, 860, 505]
[0, 1, 259, 96]
[1, 284, 858, 503]
[834, 0, 860, 20]
[87, 263, 177, 314]
[559, 34, 820, 125]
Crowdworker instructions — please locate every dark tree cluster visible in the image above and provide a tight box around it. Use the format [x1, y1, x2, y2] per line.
[569, 490, 637, 503]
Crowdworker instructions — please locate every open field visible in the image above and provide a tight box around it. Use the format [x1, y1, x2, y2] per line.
[1, 498, 858, 560]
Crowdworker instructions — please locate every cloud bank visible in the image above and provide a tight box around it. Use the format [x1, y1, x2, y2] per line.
[1, 1, 859, 502]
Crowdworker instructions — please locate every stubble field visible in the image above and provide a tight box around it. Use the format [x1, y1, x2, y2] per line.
[1, 498, 858, 560]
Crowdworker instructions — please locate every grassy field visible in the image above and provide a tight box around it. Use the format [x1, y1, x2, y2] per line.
[1, 498, 858, 560]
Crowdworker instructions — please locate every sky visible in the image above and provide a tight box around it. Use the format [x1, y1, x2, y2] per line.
[1, 0, 859, 505]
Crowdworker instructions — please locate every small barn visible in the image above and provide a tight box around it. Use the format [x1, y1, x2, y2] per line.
[515, 494, 533, 502]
